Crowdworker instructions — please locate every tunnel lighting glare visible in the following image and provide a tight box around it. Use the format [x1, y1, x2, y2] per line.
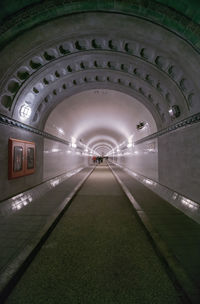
[172, 193, 178, 200]
[143, 178, 156, 186]
[71, 136, 76, 144]
[71, 136, 77, 148]
[134, 151, 139, 154]
[168, 105, 180, 118]
[143, 123, 149, 131]
[67, 150, 72, 153]
[131, 172, 138, 177]
[57, 128, 64, 135]
[127, 135, 134, 148]
[128, 135, 133, 142]
[144, 179, 153, 185]
[51, 148, 60, 152]
[50, 178, 60, 188]
[19, 104, 32, 119]
[11, 193, 32, 211]
[181, 197, 198, 210]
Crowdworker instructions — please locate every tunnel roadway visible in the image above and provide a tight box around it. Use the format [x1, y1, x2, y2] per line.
[2, 164, 188, 304]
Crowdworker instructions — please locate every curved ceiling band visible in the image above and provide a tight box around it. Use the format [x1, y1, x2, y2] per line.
[1, 35, 198, 131]
[0, 11, 200, 137]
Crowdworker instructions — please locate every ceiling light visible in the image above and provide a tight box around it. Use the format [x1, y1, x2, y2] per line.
[168, 105, 180, 118]
[127, 135, 134, 148]
[19, 104, 32, 119]
[71, 136, 77, 148]
[57, 128, 64, 135]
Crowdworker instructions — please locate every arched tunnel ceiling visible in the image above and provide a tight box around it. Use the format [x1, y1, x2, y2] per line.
[44, 89, 157, 148]
[0, 4, 200, 142]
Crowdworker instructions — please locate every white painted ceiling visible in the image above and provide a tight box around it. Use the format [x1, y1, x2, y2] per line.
[45, 89, 157, 154]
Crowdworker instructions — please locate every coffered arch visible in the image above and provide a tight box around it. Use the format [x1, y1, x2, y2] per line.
[0, 1, 200, 204]
[0, 12, 200, 135]
[1, 13, 199, 128]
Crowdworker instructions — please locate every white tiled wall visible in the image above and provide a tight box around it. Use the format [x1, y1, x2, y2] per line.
[113, 139, 158, 181]
[43, 139, 89, 180]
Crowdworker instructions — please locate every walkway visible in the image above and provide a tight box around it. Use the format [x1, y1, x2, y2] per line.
[4, 165, 181, 304]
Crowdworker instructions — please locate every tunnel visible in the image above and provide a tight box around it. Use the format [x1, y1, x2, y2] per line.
[0, 1, 200, 303]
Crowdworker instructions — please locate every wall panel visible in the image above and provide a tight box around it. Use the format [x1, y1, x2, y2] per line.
[158, 123, 200, 202]
[114, 139, 158, 181]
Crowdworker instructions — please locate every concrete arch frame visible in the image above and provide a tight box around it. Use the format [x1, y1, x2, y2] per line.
[0, 12, 200, 131]
[1, 0, 200, 51]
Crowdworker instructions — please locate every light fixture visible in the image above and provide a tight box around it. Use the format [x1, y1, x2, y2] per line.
[127, 135, 134, 148]
[168, 105, 180, 118]
[19, 104, 32, 119]
[136, 121, 146, 130]
[57, 128, 64, 135]
[71, 136, 77, 148]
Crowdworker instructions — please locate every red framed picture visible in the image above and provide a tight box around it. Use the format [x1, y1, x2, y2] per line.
[8, 138, 35, 179]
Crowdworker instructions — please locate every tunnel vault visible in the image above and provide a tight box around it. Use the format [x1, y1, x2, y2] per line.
[0, 10, 200, 133]
[0, 1, 200, 202]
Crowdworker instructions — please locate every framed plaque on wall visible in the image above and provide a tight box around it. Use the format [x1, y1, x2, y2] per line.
[8, 138, 35, 179]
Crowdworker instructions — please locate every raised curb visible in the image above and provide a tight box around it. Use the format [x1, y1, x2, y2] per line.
[109, 163, 200, 304]
[0, 166, 95, 303]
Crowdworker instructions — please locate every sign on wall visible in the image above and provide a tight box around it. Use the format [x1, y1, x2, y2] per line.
[8, 138, 35, 179]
